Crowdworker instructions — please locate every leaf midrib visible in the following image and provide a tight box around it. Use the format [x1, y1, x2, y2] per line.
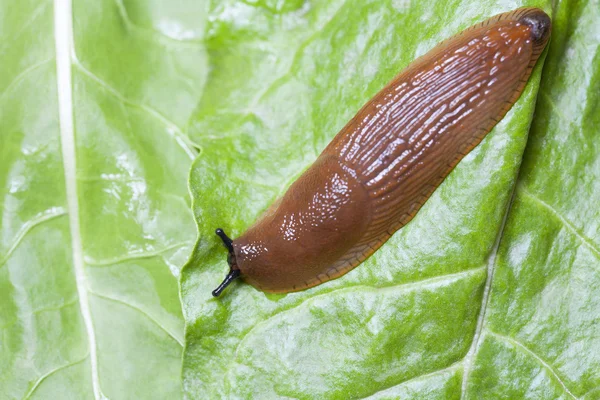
[53, 0, 101, 398]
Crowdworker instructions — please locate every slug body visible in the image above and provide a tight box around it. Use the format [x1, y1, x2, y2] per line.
[213, 8, 551, 296]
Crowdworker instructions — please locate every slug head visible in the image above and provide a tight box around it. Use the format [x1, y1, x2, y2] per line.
[212, 228, 240, 297]
[519, 8, 551, 46]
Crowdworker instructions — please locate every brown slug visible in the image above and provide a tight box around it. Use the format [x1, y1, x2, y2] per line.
[212, 7, 551, 297]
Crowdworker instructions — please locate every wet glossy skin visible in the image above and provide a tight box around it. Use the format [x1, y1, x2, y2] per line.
[218, 7, 551, 294]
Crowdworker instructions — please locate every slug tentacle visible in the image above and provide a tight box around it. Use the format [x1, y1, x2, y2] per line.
[212, 268, 240, 297]
[213, 7, 551, 295]
[213, 228, 241, 297]
[215, 228, 234, 253]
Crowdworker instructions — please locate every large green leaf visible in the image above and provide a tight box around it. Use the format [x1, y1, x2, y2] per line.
[179, 0, 598, 398]
[2, 0, 597, 398]
[0, 0, 205, 398]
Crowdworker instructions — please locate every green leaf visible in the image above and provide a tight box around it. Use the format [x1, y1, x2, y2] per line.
[0, 1, 204, 398]
[180, 0, 596, 398]
[463, 1, 600, 398]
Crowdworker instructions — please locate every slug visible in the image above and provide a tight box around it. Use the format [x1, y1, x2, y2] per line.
[212, 7, 551, 297]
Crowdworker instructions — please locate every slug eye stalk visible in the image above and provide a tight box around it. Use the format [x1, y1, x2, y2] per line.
[215, 228, 233, 253]
[213, 228, 240, 297]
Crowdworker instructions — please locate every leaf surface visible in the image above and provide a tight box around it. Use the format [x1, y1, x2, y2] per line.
[0, 1, 205, 398]
[463, 0, 600, 397]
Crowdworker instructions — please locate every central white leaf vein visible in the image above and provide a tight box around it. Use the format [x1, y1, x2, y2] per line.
[54, 0, 102, 399]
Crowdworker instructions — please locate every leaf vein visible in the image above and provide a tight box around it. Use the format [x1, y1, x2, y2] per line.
[23, 353, 90, 400]
[72, 61, 200, 159]
[0, 207, 67, 269]
[84, 241, 193, 266]
[226, 266, 485, 379]
[519, 186, 600, 259]
[0, 58, 53, 102]
[0, 0, 51, 57]
[359, 361, 462, 399]
[88, 290, 184, 347]
[487, 330, 578, 399]
[460, 182, 518, 398]
[54, 1, 102, 398]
